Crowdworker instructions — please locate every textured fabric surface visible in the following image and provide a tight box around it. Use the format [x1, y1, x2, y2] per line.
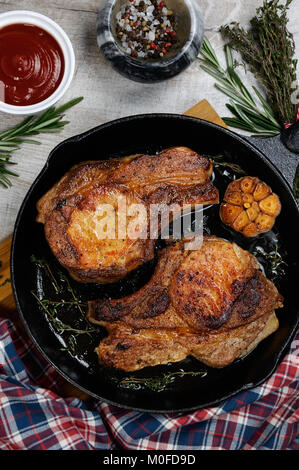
[0, 318, 298, 450]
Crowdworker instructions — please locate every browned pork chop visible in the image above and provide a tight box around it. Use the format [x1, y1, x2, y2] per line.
[36, 147, 218, 283]
[87, 237, 283, 371]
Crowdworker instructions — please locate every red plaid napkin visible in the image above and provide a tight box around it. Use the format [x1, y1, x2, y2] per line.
[0, 317, 298, 450]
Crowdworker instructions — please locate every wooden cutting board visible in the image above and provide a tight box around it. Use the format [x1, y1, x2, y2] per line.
[0, 99, 226, 399]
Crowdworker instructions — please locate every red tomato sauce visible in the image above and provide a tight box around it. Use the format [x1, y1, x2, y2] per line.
[0, 23, 65, 106]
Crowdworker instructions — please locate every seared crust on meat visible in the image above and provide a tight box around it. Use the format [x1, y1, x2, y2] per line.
[44, 184, 155, 283]
[37, 147, 219, 283]
[170, 238, 282, 330]
[95, 312, 278, 371]
[88, 237, 283, 371]
[87, 242, 185, 324]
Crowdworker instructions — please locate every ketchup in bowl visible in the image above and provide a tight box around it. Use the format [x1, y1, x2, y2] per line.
[0, 23, 65, 106]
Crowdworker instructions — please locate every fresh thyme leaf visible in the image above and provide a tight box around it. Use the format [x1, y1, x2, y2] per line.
[212, 154, 246, 179]
[252, 244, 288, 280]
[41, 299, 87, 308]
[119, 370, 207, 392]
[58, 271, 86, 318]
[0, 97, 83, 188]
[31, 291, 95, 334]
[30, 256, 99, 359]
[198, 37, 282, 137]
[220, 0, 298, 126]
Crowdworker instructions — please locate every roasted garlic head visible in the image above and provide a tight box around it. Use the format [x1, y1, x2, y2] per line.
[220, 176, 281, 237]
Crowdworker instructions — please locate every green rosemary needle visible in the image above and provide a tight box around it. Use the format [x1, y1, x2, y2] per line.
[221, 0, 298, 126]
[0, 96, 83, 188]
[198, 36, 281, 137]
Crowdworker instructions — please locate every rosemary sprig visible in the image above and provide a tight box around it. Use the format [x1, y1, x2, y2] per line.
[119, 370, 206, 392]
[0, 97, 83, 188]
[221, 0, 298, 126]
[198, 36, 281, 137]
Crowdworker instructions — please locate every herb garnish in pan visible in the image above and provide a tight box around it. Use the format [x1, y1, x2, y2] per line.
[118, 370, 207, 392]
[31, 256, 99, 357]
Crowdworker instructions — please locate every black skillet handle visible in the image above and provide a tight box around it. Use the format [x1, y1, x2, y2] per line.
[245, 130, 299, 190]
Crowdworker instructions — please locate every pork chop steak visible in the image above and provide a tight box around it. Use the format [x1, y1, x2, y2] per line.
[37, 147, 219, 283]
[87, 237, 283, 371]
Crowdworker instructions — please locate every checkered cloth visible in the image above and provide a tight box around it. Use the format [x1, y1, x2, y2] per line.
[0, 317, 298, 450]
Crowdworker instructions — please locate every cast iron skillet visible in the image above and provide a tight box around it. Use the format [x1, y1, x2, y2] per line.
[11, 114, 299, 413]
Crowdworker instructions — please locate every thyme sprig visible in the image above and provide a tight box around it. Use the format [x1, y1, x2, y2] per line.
[198, 36, 281, 137]
[119, 370, 206, 392]
[31, 256, 99, 355]
[0, 97, 83, 188]
[58, 271, 86, 319]
[252, 244, 288, 279]
[31, 291, 95, 336]
[212, 154, 246, 176]
[221, 0, 298, 126]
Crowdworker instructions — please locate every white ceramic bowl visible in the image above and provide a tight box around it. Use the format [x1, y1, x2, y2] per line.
[0, 10, 75, 115]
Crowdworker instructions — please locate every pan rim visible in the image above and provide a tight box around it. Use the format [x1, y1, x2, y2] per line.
[10, 113, 299, 413]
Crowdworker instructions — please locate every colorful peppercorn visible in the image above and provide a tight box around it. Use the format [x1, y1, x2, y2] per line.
[115, 0, 177, 59]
